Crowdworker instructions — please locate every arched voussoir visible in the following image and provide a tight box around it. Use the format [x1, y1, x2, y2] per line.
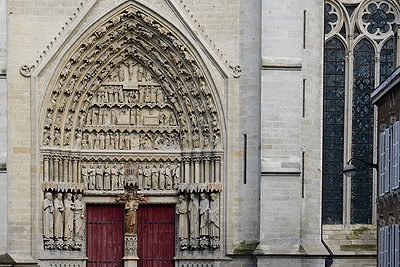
[41, 4, 223, 152]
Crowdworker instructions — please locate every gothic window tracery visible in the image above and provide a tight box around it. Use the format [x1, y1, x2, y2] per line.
[323, 0, 398, 225]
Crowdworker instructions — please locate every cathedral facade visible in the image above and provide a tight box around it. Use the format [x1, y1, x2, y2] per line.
[0, 0, 391, 266]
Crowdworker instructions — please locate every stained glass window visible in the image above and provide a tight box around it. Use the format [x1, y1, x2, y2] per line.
[380, 38, 394, 83]
[351, 39, 375, 224]
[322, 38, 345, 224]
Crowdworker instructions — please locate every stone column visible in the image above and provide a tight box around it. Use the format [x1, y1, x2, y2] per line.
[194, 157, 200, 183]
[183, 157, 190, 184]
[215, 156, 221, 183]
[49, 156, 54, 182]
[73, 158, 78, 183]
[210, 157, 215, 183]
[54, 156, 59, 182]
[68, 158, 73, 183]
[204, 156, 210, 184]
[43, 155, 49, 182]
[63, 157, 68, 183]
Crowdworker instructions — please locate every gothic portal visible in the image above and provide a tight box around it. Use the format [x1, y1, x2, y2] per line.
[37, 2, 225, 266]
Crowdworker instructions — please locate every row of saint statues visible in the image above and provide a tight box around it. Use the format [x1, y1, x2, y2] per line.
[81, 163, 181, 191]
[176, 192, 220, 250]
[78, 131, 180, 150]
[84, 106, 177, 127]
[94, 86, 167, 105]
[43, 192, 84, 242]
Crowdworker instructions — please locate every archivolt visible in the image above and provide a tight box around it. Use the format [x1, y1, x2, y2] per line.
[40, 3, 223, 152]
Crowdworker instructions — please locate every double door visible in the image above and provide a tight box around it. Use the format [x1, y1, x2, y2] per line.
[86, 204, 175, 267]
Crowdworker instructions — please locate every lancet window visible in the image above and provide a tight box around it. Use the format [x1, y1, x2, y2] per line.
[323, 0, 398, 224]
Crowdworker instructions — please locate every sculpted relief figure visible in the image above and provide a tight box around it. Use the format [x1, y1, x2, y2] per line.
[88, 163, 96, 190]
[151, 164, 159, 190]
[111, 164, 119, 190]
[64, 193, 75, 240]
[74, 194, 85, 240]
[96, 164, 104, 190]
[188, 193, 200, 248]
[173, 164, 180, 189]
[125, 194, 139, 235]
[165, 163, 172, 190]
[143, 164, 151, 190]
[209, 193, 220, 249]
[53, 193, 65, 240]
[104, 163, 111, 190]
[199, 193, 209, 241]
[43, 192, 54, 240]
[176, 195, 189, 250]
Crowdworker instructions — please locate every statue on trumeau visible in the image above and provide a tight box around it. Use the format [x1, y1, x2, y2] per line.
[43, 192, 54, 240]
[125, 194, 139, 235]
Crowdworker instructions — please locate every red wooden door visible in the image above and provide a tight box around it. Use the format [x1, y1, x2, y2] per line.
[138, 205, 175, 267]
[86, 205, 124, 267]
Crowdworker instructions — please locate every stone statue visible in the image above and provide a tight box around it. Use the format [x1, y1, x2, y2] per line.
[96, 164, 104, 190]
[118, 65, 125, 82]
[188, 193, 200, 247]
[125, 194, 139, 235]
[199, 193, 209, 239]
[88, 163, 95, 190]
[173, 164, 180, 189]
[81, 164, 88, 190]
[143, 164, 151, 190]
[138, 165, 144, 189]
[165, 163, 172, 190]
[118, 164, 125, 190]
[104, 163, 111, 190]
[176, 195, 189, 249]
[74, 194, 84, 239]
[43, 192, 54, 240]
[53, 192, 65, 240]
[111, 164, 119, 190]
[64, 193, 75, 240]
[151, 164, 159, 190]
[209, 193, 220, 246]
[159, 164, 165, 190]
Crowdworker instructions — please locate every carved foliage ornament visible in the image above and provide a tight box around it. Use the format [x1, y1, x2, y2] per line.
[41, 5, 223, 152]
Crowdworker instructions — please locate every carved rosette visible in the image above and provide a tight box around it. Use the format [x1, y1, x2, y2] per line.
[357, 1, 397, 39]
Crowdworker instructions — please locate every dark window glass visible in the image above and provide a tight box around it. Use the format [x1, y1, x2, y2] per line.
[323, 38, 345, 224]
[380, 38, 394, 83]
[351, 39, 374, 224]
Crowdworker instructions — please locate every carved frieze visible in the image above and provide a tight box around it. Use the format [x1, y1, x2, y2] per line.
[81, 161, 181, 192]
